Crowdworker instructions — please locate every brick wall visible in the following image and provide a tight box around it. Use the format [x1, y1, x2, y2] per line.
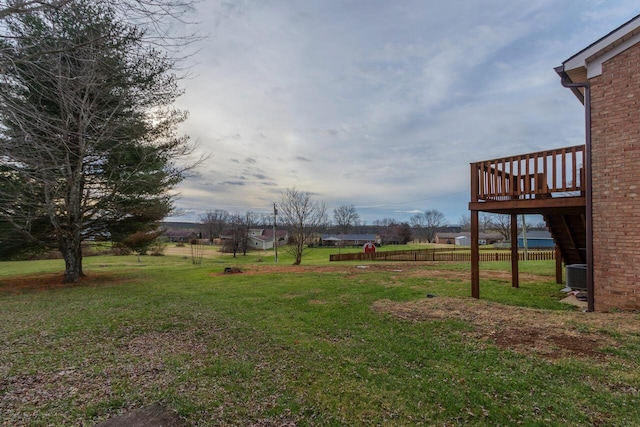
[590, 41, 640, 311]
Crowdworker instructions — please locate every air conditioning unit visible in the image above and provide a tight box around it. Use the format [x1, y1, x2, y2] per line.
[566, 264, 587, 290]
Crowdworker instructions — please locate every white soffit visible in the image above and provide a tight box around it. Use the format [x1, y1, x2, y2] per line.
[564, 17, 640, 78]
[585, 32, 640, 78]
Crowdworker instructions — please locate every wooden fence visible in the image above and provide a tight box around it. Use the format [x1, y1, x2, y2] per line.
[329, 248, 555, 262]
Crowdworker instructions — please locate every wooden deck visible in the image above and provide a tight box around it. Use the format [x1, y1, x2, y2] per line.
[469, 145, 587, 302]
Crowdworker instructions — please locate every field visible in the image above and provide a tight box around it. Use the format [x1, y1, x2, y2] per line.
[1, 245, 639, 426]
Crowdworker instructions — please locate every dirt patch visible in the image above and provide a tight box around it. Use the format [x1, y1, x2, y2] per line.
[372, 297, 640, 360]
[0, 272, 131, 294]
[93, 403, 186, 427]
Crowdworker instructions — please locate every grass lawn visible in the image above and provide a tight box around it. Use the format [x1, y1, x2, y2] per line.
[1, 247, 639, 426]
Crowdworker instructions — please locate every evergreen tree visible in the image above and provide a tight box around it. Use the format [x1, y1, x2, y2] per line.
[0, 1, 194, 282]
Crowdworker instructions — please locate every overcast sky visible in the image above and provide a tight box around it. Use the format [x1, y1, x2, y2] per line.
[166, 0, 640, 225]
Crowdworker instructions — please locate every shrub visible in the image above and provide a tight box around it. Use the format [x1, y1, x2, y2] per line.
[149, 240, 167, 256]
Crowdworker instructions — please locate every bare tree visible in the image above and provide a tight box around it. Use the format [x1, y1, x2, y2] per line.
[0, 0, 73, 19]
[222, 213, 242, 258]
[458, 214, 470, 232]
[487, 214, 526, 242]
[199, 209, 229, 242]
[333, 204, 360, 234]
[376, 219, 397, 244]
[258, 212, 273, 227]
[460, 213, 495, 233]
[396, 222, 412, 244]
[373, 217, 396, 227]
[1, 1, 198, 31]
[220, 211, 259, 257]
[1, 1, 201, 48]
[480, 213, 495, 233]
[278, 188, 327, 265]
[409, 209, 446, 243]
[410, 213, 428, 242]
[0, 2, 196, 281]
[240, 211, 258, 256]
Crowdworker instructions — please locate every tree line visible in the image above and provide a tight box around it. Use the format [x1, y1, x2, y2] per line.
[197, 193, 547, 265]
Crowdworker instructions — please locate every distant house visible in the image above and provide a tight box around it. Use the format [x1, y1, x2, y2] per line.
[248, 229, 287, 250]
[320, 234, 379, 247]
[163, 229, 199, 243]
[320, 236, 342, 246]
[435, 232, 503, 246]
[220, 228, 287, 250]
[518, 229, 555, 249]
[434, 233, 459, 245]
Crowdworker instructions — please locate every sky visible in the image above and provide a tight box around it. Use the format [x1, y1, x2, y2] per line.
[165, 0, 640, 225]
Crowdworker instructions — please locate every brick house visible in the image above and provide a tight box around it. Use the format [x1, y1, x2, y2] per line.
[470, 15, 640, 311]
[556, 15, 640, 311]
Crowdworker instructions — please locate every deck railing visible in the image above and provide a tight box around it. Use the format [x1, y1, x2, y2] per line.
[471, 145, 585, 202]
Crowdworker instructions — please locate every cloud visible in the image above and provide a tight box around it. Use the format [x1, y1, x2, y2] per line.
[171, 1, 640, 224]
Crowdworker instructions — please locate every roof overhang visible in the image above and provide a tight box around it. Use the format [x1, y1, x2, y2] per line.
[556, 14, 640, 101]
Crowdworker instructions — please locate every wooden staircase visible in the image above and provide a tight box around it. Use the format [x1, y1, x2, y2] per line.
[544, 213, 587, 265]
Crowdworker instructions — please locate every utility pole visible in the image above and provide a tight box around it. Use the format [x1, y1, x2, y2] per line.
[521, 214, 528, 261]
[273, 202, 278, 263]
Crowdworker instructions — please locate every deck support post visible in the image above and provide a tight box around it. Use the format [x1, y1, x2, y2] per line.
[471, 209, 479, 298]
[510, 213, 519, 288]
[555, 246, 563, 284]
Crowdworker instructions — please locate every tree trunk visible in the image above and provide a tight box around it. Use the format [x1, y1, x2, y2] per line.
[293, 251, 302, 265]
[60, 237, 84, 283]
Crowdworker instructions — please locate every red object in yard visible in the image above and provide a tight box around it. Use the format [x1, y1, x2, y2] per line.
[363, 242, 376, 253]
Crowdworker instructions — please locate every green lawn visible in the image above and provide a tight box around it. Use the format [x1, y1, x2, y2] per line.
[1, 250, 639, 426]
